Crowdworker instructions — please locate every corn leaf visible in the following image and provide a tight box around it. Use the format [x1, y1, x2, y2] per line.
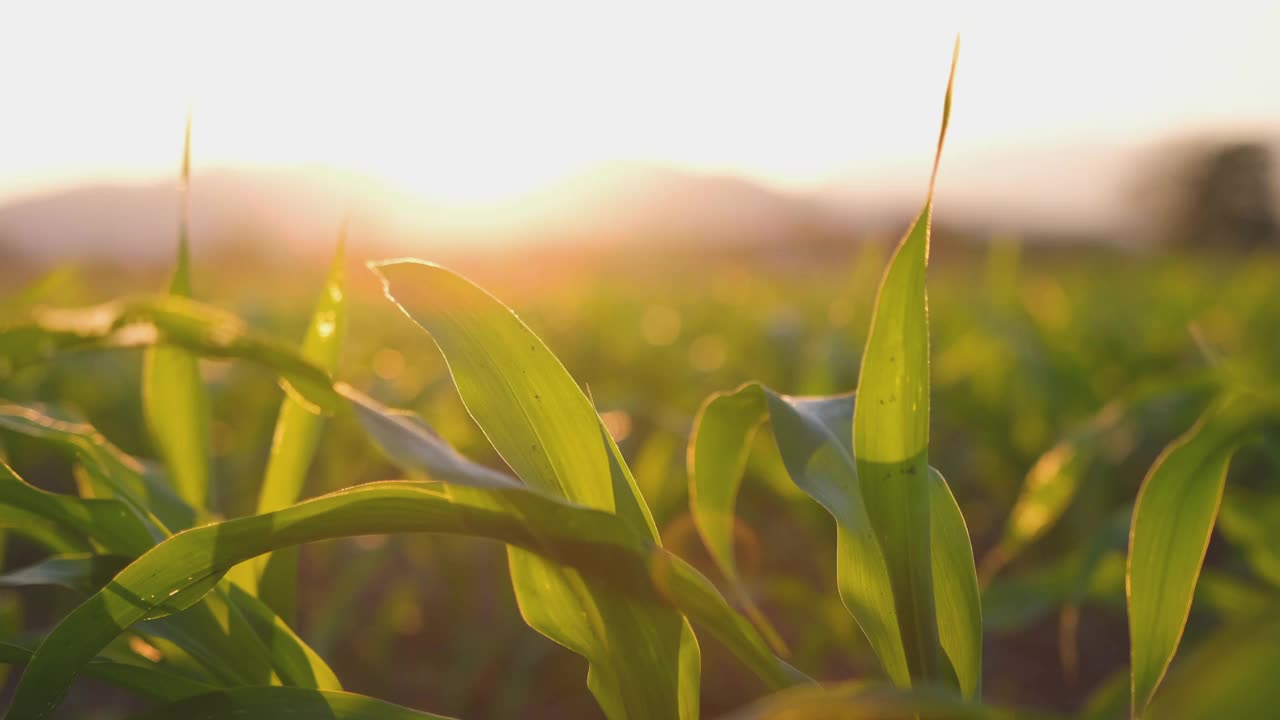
[1126, 395, 1277, 717]
[371, 260, 618, 513]
[373, 259, 697, 719]
[0, 291, 796, 714]
[851, 42, 956, 685]
[142, 116, 212, 510]
[135, 585, 340, 691]
[689, 382, 980, 697]
[724, 681, 1033, 720]
[3, 477, 792, 719]
[0, 403, 194, 536]
[0, 457, 153, 556]
[986, 373, 1218, 579]
[0, 431, 339, 695]
[231, 234, 347, 620]
[0, 553, 129, 593]
[0, 296, 339, 412]
[0, 507, 85, 554]
[132, 686, 456, 720]
[928, 467, 981, 699]
[0, 639, 215, 702]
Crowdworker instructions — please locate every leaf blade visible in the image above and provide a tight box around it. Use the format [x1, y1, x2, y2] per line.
[373, 259, 699, 719]
[850, 40, 957, 686]
[1126, 396, 1273, 716]
[132, 686, 457, 720]
[141, 116, 212, 510]
[4, 478, 790, 719]
[231, 234, 347, 619]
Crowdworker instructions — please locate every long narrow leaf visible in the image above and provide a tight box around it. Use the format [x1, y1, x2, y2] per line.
[137, 584, 341, 691]
[232, 234, 347, 620]
[0, 458, 153, 556]
[928, 468, 981, 699]
[0, 403, 194, 536]
[851, 41, 957, 685]
[1126, 395, 1276, 717]
[0, 418, 339, 694]
[133, 686, 456, 720]
[0, 291, 792, 710]
[4, 478, 791, 719]
[689, 382, 981, 697]
[725, 681, 1036, 720]
[985, 373, 1218, 580]
[0, 640, 215, 702]
[0, 553, 129, 593]
[373, 259, 696, 719]
[142, 115, 212, 509]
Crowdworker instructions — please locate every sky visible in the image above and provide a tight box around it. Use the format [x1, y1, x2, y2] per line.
[3, 0, 1280, 219]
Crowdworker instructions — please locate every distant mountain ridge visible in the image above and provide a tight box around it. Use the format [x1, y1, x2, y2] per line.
[10, 137, 1259, 264]
[0, 164, 882, 263]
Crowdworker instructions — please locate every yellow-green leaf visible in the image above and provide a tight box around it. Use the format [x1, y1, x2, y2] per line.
[230, 233, 347, 620]
[142, 115, 211, 509]
[689, 383, 981, 697]
[373, 259, 695, 719]
[851, 39, 956, 685]
[1127, 395, 1276, 717]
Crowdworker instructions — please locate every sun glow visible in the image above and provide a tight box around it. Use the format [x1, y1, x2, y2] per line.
[4, 0, 1280, 217]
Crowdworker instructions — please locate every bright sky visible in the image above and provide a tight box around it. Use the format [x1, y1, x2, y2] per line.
[3, 0, 1279, 208]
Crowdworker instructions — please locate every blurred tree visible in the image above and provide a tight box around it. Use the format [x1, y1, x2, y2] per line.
[1130, 140, 1279, 249]
[1181, 143, 1278, 248]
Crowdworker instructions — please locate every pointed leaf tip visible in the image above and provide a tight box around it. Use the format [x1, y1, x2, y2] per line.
[929, 35, 959, 201]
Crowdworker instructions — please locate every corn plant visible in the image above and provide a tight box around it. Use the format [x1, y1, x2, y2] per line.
[1, 40, 1278, 720]
[0, 120, 800, 719]
[688, 41, 982, 702]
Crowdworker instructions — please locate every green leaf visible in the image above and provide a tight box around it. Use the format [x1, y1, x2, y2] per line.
[685, 384, 778, 648]
[0, 295, 338, 411]
[0, 507, 86, 554]
[137, 584, 340, 690]
[4, 478, 791, 719]
[0, 290, 794, 713]
[688, 383, 981, 697]
[0, 457, 154, 556]
[132, 686, 456, 720]
[982, 511, 1130, 634]
[928, 467, 981, 699]
[230, 233, 347, 620]
[339, 387, 519, 489]
[0, 639, 215, 702]
[1126, 395, 1277, 717]
[0, 402, 194, 537]
[0, 422, 338, 695]
[224, 583, 342, 690]
[985, 373, 1218, 579]
[724, 681, 1033, 720]
[0, 553, 129, 593]
[851, 40, 956, 686]
[371, 260, 617, 513]
[372, 259, 696, 719]
[142, 115, 212, 509]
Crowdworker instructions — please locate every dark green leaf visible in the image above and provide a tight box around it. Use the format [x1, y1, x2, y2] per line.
[131, 686, 456, 720]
